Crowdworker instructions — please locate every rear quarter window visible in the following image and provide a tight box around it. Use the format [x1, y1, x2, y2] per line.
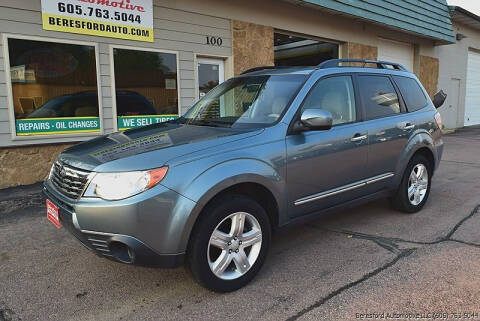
[393, 76, 428, 112]
[357, 75, 401, 120]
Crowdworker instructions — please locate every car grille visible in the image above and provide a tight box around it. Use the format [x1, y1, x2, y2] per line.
[50, 161, 91, 199]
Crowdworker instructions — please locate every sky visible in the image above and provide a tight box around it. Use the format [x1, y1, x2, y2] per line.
[447, 0, 480, 16]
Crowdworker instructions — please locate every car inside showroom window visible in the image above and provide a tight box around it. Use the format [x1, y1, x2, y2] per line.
[6, 37, 101, 137]
[112, 47, 179, 130]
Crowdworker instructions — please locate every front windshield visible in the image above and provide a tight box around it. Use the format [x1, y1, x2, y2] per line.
[178, 74, 306, 128]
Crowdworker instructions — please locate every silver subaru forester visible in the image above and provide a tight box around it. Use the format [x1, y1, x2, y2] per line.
[44, 59, 444, 292]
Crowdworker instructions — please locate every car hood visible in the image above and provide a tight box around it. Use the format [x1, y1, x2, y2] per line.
[58, 123, 262, 172]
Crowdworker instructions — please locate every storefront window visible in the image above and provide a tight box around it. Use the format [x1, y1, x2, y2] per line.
[7, 37, 101, 136]
[113, 48, 179, 130]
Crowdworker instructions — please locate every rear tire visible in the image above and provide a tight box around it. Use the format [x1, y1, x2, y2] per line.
[390, 154, 432, 213]
[187, 194, 271, 292]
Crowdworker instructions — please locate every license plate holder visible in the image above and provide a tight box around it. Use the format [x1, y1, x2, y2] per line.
[46, 199, 61, 229]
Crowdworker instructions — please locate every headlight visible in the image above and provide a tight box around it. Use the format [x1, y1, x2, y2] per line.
[83, 167, 168, 200]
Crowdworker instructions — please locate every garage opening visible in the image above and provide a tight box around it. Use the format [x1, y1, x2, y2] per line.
[274, 32, 339, 67]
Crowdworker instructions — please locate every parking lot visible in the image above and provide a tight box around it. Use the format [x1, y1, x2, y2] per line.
[1, 128, 479, 321]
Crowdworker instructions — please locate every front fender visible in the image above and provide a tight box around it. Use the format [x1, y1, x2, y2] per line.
[168, 158, 286, 253]
[393, 130, 436, 187]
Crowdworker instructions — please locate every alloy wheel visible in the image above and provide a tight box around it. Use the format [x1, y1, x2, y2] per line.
[407, 164, 429, 206]
[207, 212, 262, 280]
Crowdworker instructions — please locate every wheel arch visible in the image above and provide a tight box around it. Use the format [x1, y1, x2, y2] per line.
[175, 159, 286, 253]
[411, 147, 435, 172]
[393, 131, 437, 187]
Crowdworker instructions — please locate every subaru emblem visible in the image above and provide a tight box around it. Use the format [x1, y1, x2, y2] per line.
[59, 167, 67, 178]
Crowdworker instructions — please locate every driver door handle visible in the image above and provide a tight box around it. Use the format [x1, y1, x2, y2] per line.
[351, 134, 367, 142]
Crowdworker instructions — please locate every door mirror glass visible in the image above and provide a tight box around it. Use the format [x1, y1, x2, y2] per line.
[300, 109, 333, 130]
[433, 90, 447, 109]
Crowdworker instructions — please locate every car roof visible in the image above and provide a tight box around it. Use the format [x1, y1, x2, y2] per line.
[241, 66, 415, 77]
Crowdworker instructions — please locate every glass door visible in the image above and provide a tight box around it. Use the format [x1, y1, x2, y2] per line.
[197, 57, 225, 100]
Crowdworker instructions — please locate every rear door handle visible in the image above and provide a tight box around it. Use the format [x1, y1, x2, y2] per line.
[403, 123, 415, 130]
[351, 134, 367, 142]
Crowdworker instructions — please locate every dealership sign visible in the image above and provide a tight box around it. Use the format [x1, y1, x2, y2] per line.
[117, 115, 179, 130]
[16, 117, 101, 136]
[41, 0, 154, 42]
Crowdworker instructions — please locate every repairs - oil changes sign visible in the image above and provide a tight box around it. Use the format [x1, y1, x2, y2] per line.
[41, 0, 154, 42]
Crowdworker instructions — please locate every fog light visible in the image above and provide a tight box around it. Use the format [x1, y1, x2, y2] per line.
[109, 241, 134, 264]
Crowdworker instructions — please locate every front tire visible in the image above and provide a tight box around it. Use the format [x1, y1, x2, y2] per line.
[187, 194, 271, 292]
[390, 154, 432, 213]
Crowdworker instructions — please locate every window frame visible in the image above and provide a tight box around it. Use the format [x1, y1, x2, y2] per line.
[355, 73, 407, 121]
[391, 75, 429, 113]
[2, 33, 104, 141]
[109, 44, 181, 132]
[291, 73, 362, 130]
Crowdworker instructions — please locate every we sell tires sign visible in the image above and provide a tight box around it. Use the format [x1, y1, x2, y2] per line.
[41, 0, 154, 42]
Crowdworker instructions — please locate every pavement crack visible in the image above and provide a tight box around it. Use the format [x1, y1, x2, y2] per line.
[311, 203, 480, 251]
[444, 204, 480, 239]
[286, 249, 415, 321]
[370, 239, 402, 254]
[289, 204, 480, 319]
[312, 227, 436, 247]
[336, 230, 404, 254]
[449, 239, 480, 248]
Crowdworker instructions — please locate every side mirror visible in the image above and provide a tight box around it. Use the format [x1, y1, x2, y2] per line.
[295, 109, 333, 132]
[433, 90, 447, 109]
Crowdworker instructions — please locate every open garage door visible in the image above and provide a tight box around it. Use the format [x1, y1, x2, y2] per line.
[378, 38, 414, 71]
[274, 32, 338, 67]
[465, 50, 480, 126]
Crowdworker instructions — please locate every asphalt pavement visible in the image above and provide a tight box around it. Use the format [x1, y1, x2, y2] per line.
[0, 128, 479, 321]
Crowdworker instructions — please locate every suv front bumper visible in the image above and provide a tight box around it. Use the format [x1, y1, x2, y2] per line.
[43, 180, 197, 268]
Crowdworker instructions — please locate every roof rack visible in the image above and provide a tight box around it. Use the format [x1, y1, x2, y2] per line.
[240, 65, 301, 75]
[318, 59, 408, 71]
[240, 66, 277, 75]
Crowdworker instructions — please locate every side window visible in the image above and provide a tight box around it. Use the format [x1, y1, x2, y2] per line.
[302, 76, 356, 125]
[358, 76, 400, 120]
[393, 76, 428, 112]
